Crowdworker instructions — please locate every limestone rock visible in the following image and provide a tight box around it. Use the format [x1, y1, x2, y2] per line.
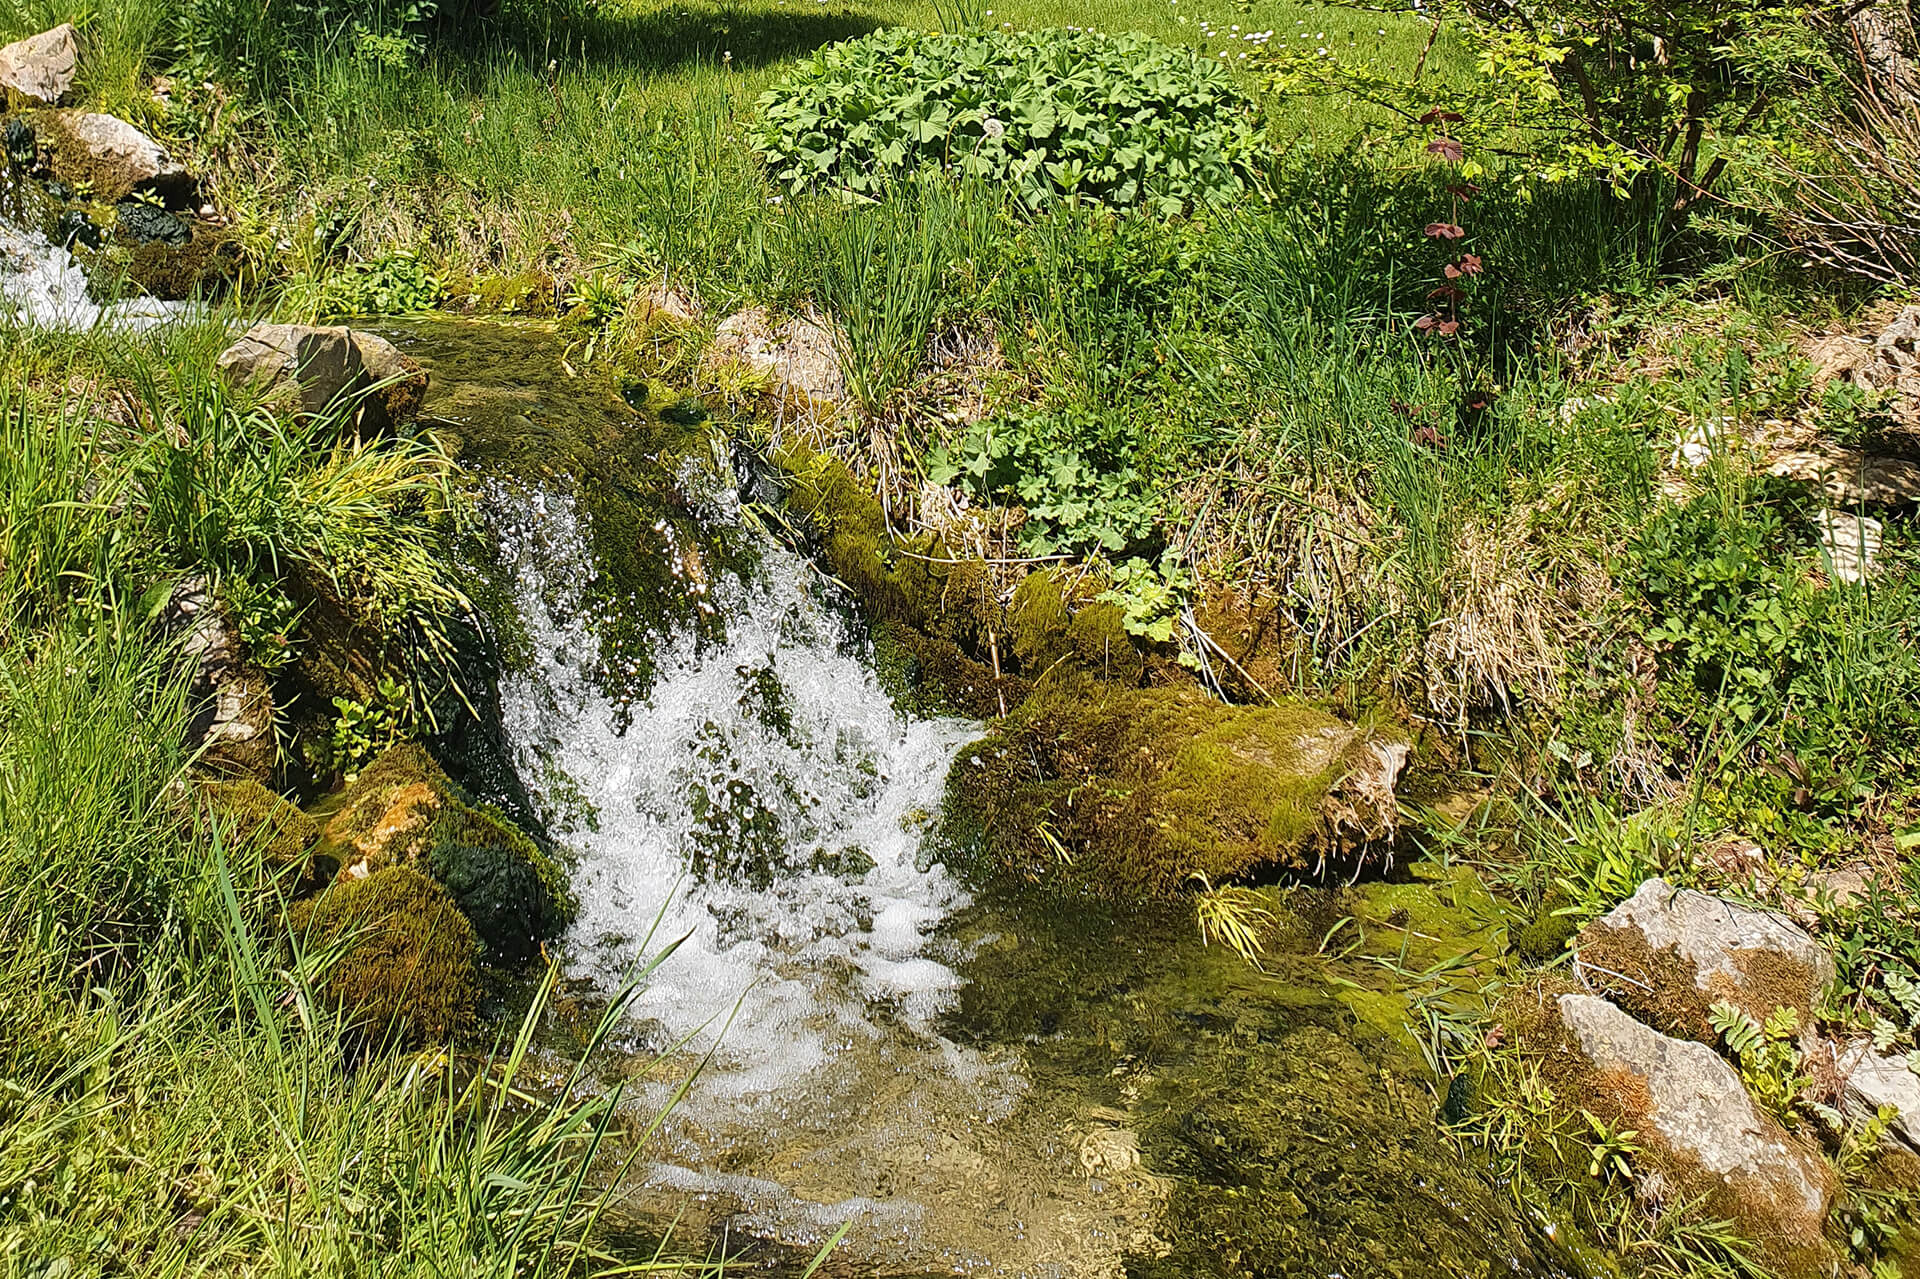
[215, 323, 426, 431]
[0, 24, 79, 105]
[1837, 1039, 1920, 1155]
[42, 111, 193, 206]
[160, 575, 275, 782]
[1770, 446, 1920, 506]
[1557, 994, 1835, 1251]
[1815, 508, 1883, 582]
[1575, 877, 1835, 1043]
[706, 307, 844, 414]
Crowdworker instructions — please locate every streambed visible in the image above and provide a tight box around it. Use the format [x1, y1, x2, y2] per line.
[390, 319, 1577, 1277]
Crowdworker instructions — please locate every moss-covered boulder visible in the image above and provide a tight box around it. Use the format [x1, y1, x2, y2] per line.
[319, 743, 573, 962]
[948, 676, 1407, 896]
[290, 865, 480, 1045]
[201, 779, 320, 888]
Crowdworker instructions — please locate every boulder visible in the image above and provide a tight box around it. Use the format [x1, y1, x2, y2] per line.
[1574, 878, 1835, 1044]
[706, 307, 844, 415]
[215, 323, 427, 432]
[160, 575, 275, 782]
[1556, 993, 1835, 1257]
[1836, 1039, 1920, 1155]
[1815, 508, 1883, 583]
[0, 24, 79, 105]
[948, 677, 1407, 895]
[40, 111, 193, 206]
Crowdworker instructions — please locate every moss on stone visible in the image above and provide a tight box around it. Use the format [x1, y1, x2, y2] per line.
[316, 743, 573, 961]
[946, 674, 1386, 896]
[1512, 899, 1580, 962]
[290, 865, 479, 1045]
[118, 222, 243, 300]
[201, 778, 320, 886]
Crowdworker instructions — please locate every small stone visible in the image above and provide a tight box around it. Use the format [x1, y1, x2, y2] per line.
[1575, 877, 1835, 1042]
[157, 574, 274, 781]
[1557, 993, 1834, 1249]
[1836, 1039, 1920, 1155]
[215, 323, 426, 431]
[1815, 509, 1883, 583]
[0, 24, 80, 106]
[42, 111, 195, 206]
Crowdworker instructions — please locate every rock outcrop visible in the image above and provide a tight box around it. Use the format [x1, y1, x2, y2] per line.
[39, 111, 193, 206]
[949, 677, 1407, 895]
[0, 24, 79, 106]
[1556, 993, 1835, 1260]
[161, 575, 275, 782]
[215, 323, 427, 432]
[1837, 1038, 1920, 1155]
[707, 307, 844, 415]
[1574, 878, 1834, 1044]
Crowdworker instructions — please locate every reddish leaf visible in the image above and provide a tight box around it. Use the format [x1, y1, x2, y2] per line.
[1425, 136, 1464, 163]
[1437, 319, 1461, 337]
[1456, 252, 1484, 275]
[1424, 222, 1466, 240]
[1418, 108, 1464, 124]
[1443, 262, 1462, 280]
[1412, 313, 1437, 331]
[1446, 182, 1482, 200]
[1428, 283, 1464, 300]
[1411, 424, 1448, 449]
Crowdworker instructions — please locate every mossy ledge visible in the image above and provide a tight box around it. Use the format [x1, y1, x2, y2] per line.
[315, 742, 575, 963]
[946, 673, 1405, 897]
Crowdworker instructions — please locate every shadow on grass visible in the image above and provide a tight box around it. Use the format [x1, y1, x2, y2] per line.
[442, 2, 887, 73]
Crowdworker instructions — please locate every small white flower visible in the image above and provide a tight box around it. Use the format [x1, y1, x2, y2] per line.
[982, 115, 1006, 137]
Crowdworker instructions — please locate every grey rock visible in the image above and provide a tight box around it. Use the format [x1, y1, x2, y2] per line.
[1837, 1039, 1920, 1155]
[1770, 447, 1920, 507]
[43, 111, 194, 206]
[1816, 509, 1883, 583]
[215, 323, 426, 431]
[1576, 877, 1835, 1040]
[160, 574, 274, 781]
[1558, 993, 1834, 1241]
[706, 307, 844, 414]
[0, 24, 79, 105]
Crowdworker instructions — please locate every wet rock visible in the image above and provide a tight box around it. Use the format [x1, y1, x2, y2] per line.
[40, 111, 193, 206]
[215, 323, 427, 431]
[1575, 877, 1835, 1044]
[319, 743, 573, 961]
[114, 199, 192, 247]
[706, 306, 844, 414]
[1837, 1039, 1920, 1154]
[949, 677, 1406, 895]
[199, 779, 322, 889]
[159, 574, 275, 782]
[3, 115, 33, 165]
[1556, 993, 1835, 1257]
[0, 25, 79, 106]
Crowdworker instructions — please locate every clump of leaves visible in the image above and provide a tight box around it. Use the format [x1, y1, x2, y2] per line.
[1708, 1001, 1812, 1122]
[1191, 874, 1275, 966]
[927, 406, 1160, 554]
[755, 27, 1263, 214]
[286, 251, 443, 318]
[1099, 551, 1190, 643]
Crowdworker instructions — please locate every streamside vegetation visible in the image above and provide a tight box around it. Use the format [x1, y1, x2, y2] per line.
[7, 0, 1920, 1271]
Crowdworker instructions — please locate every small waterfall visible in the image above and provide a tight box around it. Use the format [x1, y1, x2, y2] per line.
[0, 220, 186, 331]
[489, 477, 1020, 1248]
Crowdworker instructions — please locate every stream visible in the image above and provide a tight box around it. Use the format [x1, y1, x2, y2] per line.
[0, 210, 1587, 1274]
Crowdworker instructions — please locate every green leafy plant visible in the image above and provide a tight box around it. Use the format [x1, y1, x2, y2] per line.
[1098, 551, 1191, 644]
[1708, 1001, 1812, 1121]
[1190, 873, 1275, 966]
[927, 406, 1160, 554]
[324, 673, 419, 783]
[755, 27, 1263, 214]
[285, 251, 443, 318]
[1581, 1109, 1640, 1184]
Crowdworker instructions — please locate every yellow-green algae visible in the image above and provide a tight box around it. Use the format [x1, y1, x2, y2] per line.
[289, 864, 480, 1046]
[947, 672, 1390, 896]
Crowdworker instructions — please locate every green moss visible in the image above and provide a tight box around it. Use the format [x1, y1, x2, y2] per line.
[202, 779, 320, 885]
[946, 674, 1388, 896]
[1513, 902, 1580, 962]
[117, 223, 244, 300]
[316, 743, 574, 961]
[289, 865, 480, 1045]
[1007, 570, 1070, 671]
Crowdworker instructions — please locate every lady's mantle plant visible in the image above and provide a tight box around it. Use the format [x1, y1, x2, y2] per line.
[754, 27, 1263, 213]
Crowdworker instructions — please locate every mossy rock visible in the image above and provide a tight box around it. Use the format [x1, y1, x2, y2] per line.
[319, 742, 574, 961]
[117, 220, 244, 300]
[290, 865, 479, 1045]
[201, 778, 321, 887]
[947, 675, 1401, 896]
[1512, 900, 1580, 962]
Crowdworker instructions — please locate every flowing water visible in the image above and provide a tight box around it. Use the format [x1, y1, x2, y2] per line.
[370, 317, 1589, 1279]
[0, 219, 187, 331]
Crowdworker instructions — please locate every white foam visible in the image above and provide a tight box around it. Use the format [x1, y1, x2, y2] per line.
[0, 220, 187, 332]
[490, 481, 981, 1111]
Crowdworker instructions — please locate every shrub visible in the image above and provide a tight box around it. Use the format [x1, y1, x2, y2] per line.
[291, 865, 480, 1045]
[754, 27, 1263, 214]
